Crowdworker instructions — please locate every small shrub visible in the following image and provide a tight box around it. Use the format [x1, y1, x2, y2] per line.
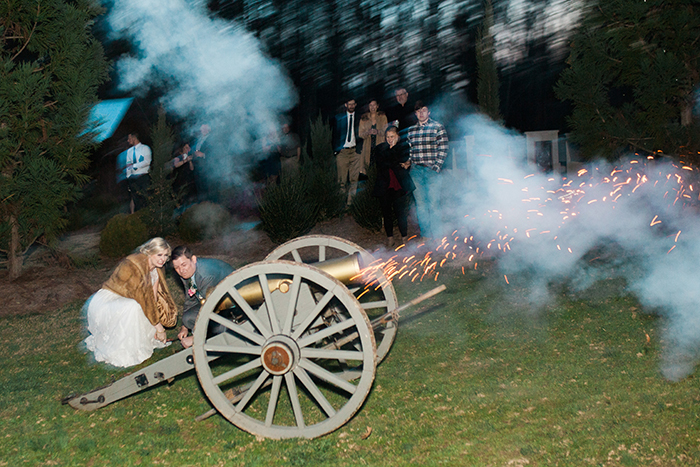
[258, 173, 320, 244]
[349, 163, 383, 232]
[308, 162, 346, 220]
[99, 213, 149, 257]
[177, 202, 232, 243]
[305, 112, 345, 220]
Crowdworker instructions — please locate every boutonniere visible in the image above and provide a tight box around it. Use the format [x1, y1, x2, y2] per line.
[187, 288, 196, 297]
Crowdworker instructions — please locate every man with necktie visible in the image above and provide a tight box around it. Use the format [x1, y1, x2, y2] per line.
[333, 98, 363, 206]
[171, 245, 234, 348]
[125, 132, 152, 213]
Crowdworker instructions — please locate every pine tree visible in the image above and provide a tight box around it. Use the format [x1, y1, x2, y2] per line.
[555, 0, 700, 161]
[0, 0, 109, 279]
[476, 0, 502, 123]
[143, 108, 177, 237]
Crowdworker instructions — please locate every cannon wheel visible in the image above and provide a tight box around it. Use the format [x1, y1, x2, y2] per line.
[266, 235, 398, 365]
[192, 260, 376, 439]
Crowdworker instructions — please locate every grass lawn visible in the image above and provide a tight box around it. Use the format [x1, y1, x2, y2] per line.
[1, 260, 698, 466]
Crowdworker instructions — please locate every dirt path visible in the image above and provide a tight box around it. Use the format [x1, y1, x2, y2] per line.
[1, 216, 387, 318]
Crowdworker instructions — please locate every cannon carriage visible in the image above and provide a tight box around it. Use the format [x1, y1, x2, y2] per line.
[64, 235, 444, 439]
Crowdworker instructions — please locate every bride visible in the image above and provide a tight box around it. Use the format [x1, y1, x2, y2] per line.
[85, 237, 178, 367]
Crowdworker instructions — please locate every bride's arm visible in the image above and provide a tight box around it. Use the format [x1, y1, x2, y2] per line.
[151, 274, 167, 341]
[154, 322, 166, 342]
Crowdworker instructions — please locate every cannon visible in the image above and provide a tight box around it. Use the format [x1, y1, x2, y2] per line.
[63, 235, 445, 439]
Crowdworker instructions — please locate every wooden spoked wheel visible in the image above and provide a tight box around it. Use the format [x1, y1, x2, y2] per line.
[192, 260, 376, 439]
[266, 235, 398, 366]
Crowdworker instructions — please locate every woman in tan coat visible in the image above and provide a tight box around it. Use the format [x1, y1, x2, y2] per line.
[358, 99, 388, 176]
[84, 238, 178, 367]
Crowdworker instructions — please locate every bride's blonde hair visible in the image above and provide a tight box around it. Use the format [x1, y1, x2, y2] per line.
[139, 237, 172, 257]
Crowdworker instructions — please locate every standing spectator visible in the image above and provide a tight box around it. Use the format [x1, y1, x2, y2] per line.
[125, 132, 152, 213]
[386, 88, 416, 136]
[407, 101, 449, 239]
[333, 98, 363, 205]
[278, 123, 301, 181]
[170, 143, 197, 204]
[373, 126, 415, 247]
[358, 99, 388, 177]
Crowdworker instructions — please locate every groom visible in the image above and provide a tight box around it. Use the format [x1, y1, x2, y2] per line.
[171, 245, 234, 348]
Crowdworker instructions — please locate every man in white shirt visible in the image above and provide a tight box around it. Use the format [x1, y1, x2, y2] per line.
[125, 132, 152, 213]
[333, 98, 363, 205]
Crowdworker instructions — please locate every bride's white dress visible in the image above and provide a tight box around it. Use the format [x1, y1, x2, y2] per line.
[84, 289, 170, 368]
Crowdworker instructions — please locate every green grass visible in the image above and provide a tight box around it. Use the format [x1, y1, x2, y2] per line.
[1, 261, 699, 466]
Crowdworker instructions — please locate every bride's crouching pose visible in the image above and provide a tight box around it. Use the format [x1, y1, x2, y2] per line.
[85, 238, 178, 367]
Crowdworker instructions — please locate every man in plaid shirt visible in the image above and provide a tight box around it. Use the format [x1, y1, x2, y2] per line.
[407, 101, 448, 238]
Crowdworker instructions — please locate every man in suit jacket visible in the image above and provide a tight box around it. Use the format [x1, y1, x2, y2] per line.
[171, 245, 234, 348]
[332, 98, 363, 205]
[385, 88, 416, 137]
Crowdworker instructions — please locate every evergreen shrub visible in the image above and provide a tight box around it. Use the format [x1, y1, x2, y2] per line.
[177, 202, 232, 243]
[349, 163, 383, 232]
[99, 213, 149, 257]
[258, 113, 346, 243]
[308, 163, 346, 221]
[305, 112, 346, 221]
[258, 173, 320, 244]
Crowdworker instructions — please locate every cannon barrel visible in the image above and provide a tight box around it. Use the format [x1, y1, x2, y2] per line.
[215, 253, 362, 309]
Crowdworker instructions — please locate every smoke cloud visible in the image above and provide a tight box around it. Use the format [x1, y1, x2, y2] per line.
[423, 113, 700, 381]
[104, 0, 297, 186]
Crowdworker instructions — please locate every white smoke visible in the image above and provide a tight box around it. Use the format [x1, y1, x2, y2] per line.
[105, 0, 297, 185]
[432, 114, 700, 381]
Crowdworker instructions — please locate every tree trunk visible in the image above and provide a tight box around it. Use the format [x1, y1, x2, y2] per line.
[9, 214, 22, 281]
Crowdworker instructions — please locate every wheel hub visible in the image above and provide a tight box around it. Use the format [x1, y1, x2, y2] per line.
[261, 335, 299, 375]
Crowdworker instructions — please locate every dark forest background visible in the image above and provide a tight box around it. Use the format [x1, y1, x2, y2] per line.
[96, 0, 573, 138]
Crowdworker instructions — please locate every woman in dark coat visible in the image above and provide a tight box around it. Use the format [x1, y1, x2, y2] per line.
[373, 126, 415, 247]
